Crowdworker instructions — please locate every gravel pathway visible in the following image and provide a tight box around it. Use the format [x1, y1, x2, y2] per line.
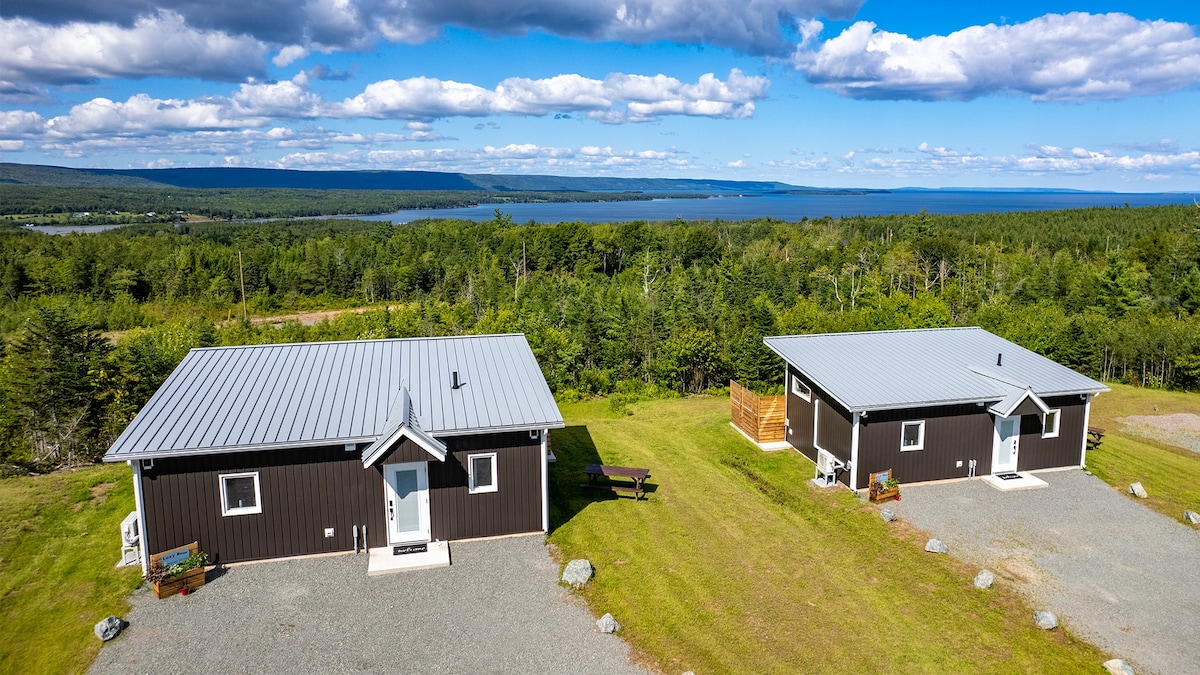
[91, 535, 644, 674]
[887, 470, 1200, 675]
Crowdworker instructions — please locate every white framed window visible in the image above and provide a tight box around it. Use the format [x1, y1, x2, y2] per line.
[900, 420, 925, 451]
[1043, 409, 1061, 439]
[468, 453, 498, 494]
[791, 375, 812, 402]
[220, 472, 262, 516]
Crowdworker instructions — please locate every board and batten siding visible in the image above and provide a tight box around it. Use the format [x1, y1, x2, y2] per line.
[784, 366, 818, 460]
[785, 366, 855, 486]
[140, 445, 384, 564]
[140, 431, 545, 564]
[375, 431, 543, 541]
[1016, 395, 1089, 472]
[855, 395, 1090, 489]
[857, 404, 995, 489]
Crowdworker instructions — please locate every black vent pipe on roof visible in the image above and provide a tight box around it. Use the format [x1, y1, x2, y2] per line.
[452, 371, 461, 389]
[997, 353, 1003, 367]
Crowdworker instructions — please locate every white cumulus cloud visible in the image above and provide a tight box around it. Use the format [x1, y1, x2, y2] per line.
[0, 12, 268, 85]
[794, 12, 1200, 101]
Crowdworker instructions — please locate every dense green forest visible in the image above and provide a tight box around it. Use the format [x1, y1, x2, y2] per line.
[1, 203, 1198, 468]
[0, 186, 705, 223]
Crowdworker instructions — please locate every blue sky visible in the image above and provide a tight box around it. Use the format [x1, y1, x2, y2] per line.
[2, 0, 1199, 190]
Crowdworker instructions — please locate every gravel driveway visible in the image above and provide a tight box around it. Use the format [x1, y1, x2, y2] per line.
[888, 470, 1200, 675]
[91, 535, 644, 674]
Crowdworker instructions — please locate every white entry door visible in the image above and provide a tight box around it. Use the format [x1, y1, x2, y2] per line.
[993, 416, 1021, 473]
[383, 462, 430, 544]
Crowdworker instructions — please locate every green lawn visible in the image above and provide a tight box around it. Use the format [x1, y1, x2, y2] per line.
[0, 464, 143, 674]
[549, 396, 1106, 674]
[1086, 383, 1200, 526]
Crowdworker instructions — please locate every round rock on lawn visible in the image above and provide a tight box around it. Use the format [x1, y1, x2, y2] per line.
[1103, 658, 1136, 675]
[1184, 510, 1200, 525]
[974, 570, 995, 589]
[1128, 482, 1148, 499]
[1034, 610, 1059, 630]
[562, 559, 594, 587]
[925, 539, 949, 554]
[596, 613, 620, 634]
[94, 616, 124, 642]
[879, 508, 897, 523]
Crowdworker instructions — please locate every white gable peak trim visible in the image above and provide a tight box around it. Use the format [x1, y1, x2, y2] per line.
[362, 387, 447, 467]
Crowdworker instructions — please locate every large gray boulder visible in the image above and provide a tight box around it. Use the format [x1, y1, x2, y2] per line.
[973, 570, 995, 589]
[596, 613, 620, 634]
[879, 508, 897, 523]
[1102, 658, 1136, 675]
[1033, 610, 1059, 630]
[1128, 482, 1148, 499]
[925, 539, 949, 554]
[562, 559, 594, 587]
[1184, 510, 1200, 525]
[94, 616, 123, 641]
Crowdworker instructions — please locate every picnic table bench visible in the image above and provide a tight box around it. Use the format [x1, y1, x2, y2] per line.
[581, 464, 650, 500]
[1087, 426, 1105, 449]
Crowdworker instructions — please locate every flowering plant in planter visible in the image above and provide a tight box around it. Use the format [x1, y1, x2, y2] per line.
[145, 550, 209, 598]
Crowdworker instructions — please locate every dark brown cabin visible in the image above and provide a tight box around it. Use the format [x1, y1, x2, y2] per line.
[104, 335, 563, 571]
[764, 328, 1108, 490]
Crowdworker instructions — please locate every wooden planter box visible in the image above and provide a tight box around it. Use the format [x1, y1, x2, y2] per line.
[868, 487, 899, 504]
[151, 566, 206, 599]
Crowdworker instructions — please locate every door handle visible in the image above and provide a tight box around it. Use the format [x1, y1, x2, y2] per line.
[388, 500, 394, 521]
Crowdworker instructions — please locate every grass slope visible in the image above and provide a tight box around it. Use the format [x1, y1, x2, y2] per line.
[0, 465, 142, 674]
[549, 396, 1105, 674]
[1086, 383, 1200, 525]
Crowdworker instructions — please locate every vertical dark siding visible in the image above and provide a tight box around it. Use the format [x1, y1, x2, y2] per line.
[857, 404, 995, 489]
[140, 431, 545, 564]
[374, 431, 543, 542]
[140, 445, 384, 565]
[1016, 396, 1088, 471]
[784, 366, 816, 461]
[815, 399, 853, 461]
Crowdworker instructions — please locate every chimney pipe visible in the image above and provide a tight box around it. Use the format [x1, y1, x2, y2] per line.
[996, 353, 1003, 367]
[452, 371, 460, 389]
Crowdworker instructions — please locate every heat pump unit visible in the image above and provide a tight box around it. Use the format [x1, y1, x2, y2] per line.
[814, 449, 845, 487]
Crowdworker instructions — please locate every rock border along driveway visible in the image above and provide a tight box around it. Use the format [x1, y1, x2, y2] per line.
[888, 470, 1200, 675]
[90, 535, 644, 674]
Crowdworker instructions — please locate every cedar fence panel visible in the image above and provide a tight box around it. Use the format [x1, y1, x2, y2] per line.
[730, 380, 786, 443]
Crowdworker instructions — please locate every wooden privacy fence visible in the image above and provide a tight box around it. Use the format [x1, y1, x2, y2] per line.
[730, 380, 786, 444]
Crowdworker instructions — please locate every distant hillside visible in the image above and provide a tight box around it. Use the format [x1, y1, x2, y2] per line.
[0, 163, 806, 193]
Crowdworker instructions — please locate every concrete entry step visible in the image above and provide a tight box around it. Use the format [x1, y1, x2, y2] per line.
[981, 472, 1048, 491]
[367, 541, 450, 576]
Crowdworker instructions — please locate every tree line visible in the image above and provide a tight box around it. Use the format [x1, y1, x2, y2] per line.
[1, 203, 1198, 468]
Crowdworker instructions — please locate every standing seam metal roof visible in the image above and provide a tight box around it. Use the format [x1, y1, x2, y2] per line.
[104, 334, 564, 461]
[764, 327, 1108, 413]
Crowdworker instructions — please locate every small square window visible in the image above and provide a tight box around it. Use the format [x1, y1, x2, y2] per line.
[900, 421, 925, 451]
[1043, 409, 1061, 439]
[220, 472, 262, 516]
[791, 375, 812, 402]
[468, 453, 498, 494]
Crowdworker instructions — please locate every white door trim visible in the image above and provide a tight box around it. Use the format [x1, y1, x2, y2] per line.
[992, 416, 1021, 474]
[383, 462, 430, 544]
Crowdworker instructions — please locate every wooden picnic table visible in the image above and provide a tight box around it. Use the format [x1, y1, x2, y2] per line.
[1087, 426, 1105, 449]
[581, 464, 650, 500]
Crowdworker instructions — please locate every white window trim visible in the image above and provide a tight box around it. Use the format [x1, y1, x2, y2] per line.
[791, 375, 812, 402]
[219, 471, 262, 516]
[900, 420, 926, 452]
[468, 452, 498, 494]
[1042, 409, 1061, 439]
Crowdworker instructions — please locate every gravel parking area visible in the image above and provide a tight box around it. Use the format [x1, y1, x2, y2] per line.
[888, 470, 1200, 675]
[91, 535, 644, 674]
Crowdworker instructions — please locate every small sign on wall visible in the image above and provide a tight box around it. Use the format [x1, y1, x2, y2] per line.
[393, 543, 428, 556]
[160, 547, 192, 567]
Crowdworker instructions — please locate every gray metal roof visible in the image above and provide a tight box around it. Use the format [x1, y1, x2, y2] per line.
[764, 327, 1108, 413]
[104, 334, 564, 461]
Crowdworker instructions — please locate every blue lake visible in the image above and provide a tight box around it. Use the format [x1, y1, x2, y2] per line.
[346, 191, 1200, 224]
